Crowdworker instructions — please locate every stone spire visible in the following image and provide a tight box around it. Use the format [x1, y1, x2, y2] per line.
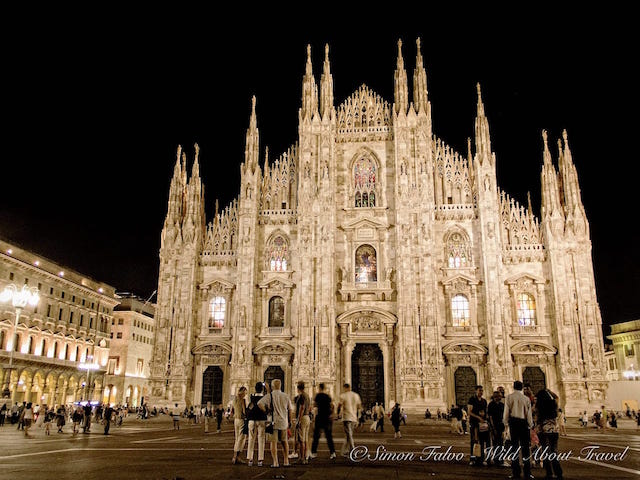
[394, 39, 408, 115]
[244, 96, 260, 173]
[166, 145, 185, 223]
[540, 130, 562, 218]
[320, 44, 334, 120]
[301, 44, 318, 120]
[558, 130, 587, 232]
[412, 38, 428, 114]
[474, 83, 493, 165]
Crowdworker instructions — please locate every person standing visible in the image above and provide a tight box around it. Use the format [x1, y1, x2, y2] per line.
[83, 403, 92, 433]
[391, 402, 402, 438]
[215, 404, 224, 433]
[337, 383, 362, 455]
[487, 391, 505, 466]
[21, 402, 34, 437]
[504, 380, 533, 480]
[375, 403, 385, 432]
[231, 386, 248, 464]
[294, 381, 312, 464]
[557, 408, 567, 436]
[535, 388, 563, 480]
[56, 405, 66, 433]
[467, 385, 488, 466]
[103, 404, 113, 435]
[203, 401, 213, 433]
[258, 379, 293, 468]
[246, 382, 267, 467]
[172, 404, 180, 430]
[0, 403, 6, 427]
[72, 406, 83, 434]
[310, 383, 336, 460]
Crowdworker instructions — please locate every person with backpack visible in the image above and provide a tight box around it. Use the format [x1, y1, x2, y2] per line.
[246, 382, 267, 466]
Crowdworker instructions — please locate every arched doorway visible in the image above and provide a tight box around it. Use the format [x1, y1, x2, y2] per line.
[202, 366, 223, 405]
[264, 366, 285, 390]
[522, 366, 546, 395]
[352, 344, 384, 410]
[454, 366, 477, 407]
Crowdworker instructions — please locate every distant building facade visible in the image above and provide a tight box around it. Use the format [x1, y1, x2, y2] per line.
[0, 238, 118, 406]
[149, 40, 608, 415]
[104, 294, 155, 406]
[605, 320, 640, 411]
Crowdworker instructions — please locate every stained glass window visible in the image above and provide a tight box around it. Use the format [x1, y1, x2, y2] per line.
[447, 232, 469, 268]
[517, 293, 536, 326]
[269, 296, 285, 327]
[354, 157, 377, 207]
[268, 235, 288, 272]
[209, 296, 226, 329]
[451, 295, 470, 327]
[355, 244, 377, 283]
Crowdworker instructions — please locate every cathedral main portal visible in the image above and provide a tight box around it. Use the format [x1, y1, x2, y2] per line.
[201, 366, 223, 405]
[264, 365, 285, 390]
[352, 343, 384, 410]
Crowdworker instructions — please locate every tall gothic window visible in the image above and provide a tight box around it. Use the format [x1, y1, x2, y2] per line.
[447, 232, 470, 268]
[355, 244, 377, 283]
[451, 294, 470, 327]
[209, 296, 226, 329]
[517, 293, 536, 326]
[354, 157, 377, 207]
[267, 235, 289, 272]
[269, 296, 285, 327]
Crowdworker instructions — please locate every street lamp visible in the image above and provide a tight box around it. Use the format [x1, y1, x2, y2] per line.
[78, 355, 99, 402]
[1, 284, 39, 398]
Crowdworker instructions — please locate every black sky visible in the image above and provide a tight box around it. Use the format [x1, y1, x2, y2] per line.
[1, 8, 637, 335]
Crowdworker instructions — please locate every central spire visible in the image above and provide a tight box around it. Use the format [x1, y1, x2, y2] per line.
[413, 37, 428, 114]
[320, 43, 334, 120]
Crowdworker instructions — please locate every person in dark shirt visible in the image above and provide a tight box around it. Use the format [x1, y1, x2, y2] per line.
[310, 383, 336, 459]
[535, 388, 563, 480]
[215, 404, 224, 433]
[467, 385, 488, 465]
[487, 390, 505, 465]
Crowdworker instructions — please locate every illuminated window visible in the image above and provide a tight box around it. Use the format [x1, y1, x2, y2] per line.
[625, 344, 635, 357]
[517, 293, 536, 326]
[267, 235, 289, 272]
[353, 157, 377, 207]
[355, 244, 377, 283]
[209, 296, 226, 329]
[269, 296, 285, 327]
[447, 232, 470, 268]
[451, 295, 470, 327]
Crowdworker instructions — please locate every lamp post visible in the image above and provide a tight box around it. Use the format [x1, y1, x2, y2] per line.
[78, 355, 99, 402]
[1, 284, 40, 398]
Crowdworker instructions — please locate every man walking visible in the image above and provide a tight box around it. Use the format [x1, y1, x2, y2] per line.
[504, 381, 533, 479]
[467, 385, 488, 466]
[337, 383, 362, 456]
[310, 383, 337, 460]
[103, 404, 113, 435]
[258, 379, 293, 468]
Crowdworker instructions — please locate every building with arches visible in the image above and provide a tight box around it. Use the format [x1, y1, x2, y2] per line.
[0, 238, 117, 407]
[149, 41, 607, 415]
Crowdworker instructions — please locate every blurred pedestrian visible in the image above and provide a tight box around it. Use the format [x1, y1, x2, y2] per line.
[391, 402, 402, 439]
[309, 383, 336, 460]
[338, 383, 361, 456]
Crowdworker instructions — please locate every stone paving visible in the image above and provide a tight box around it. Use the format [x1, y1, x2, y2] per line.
[0, 415, 638, 479]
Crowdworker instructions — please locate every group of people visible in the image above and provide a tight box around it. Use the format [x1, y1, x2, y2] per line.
[0, 401, 125, 436]
[225, 379, 364, 468]
[462, 381, 565, 480]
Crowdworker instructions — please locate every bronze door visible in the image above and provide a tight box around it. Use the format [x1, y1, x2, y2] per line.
[264, 366, 285, 390]
[454, 366, 477, 408]
[202, 366, 223, 405]
[352, 343, 384, 410]
[522, 366, 546, 396]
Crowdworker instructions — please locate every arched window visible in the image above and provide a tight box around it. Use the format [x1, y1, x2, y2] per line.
[353, 157, 377, 207]
[26, 336, 34, 354]
[13, 334, 21, 352]
[0, 330, 5, 350]
[451, 295, 470, 327]
[209, 297, 226, 329]
[447, 232, 470, 268]
[355, 244, 377, 283]
[517, 293, 536, 326]
[39, 339, 46, 356]
[268, 296, 285, 327]
[267, 235, 289, 272]
[53, 341, 58, 358]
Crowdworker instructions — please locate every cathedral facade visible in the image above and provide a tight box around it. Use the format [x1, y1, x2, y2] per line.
[149, 40, 607, 415]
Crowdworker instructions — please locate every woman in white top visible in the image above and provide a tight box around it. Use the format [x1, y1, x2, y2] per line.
[231, 386, 248, 464]
[22, 402, 34, 437]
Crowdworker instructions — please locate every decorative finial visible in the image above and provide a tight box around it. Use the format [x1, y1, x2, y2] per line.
[562, 129, 568, 144]
[325, 43, 329, 60]
[307, 44, 312, 61]
[476, 82, 482, 99]
[416, 37, 421, 52]
[251, 95, 256, 112]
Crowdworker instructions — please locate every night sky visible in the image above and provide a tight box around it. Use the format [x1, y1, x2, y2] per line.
[1, 9, 637, 337]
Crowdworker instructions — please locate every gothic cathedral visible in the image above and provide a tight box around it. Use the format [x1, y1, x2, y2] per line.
[149, 40, 607, 415]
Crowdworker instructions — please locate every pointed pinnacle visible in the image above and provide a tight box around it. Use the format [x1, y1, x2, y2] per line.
[249, 95, 257, 129]
[416, 37, 423, 66]
[325, 43, 329, 62]
[397, 39, 404, 67]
